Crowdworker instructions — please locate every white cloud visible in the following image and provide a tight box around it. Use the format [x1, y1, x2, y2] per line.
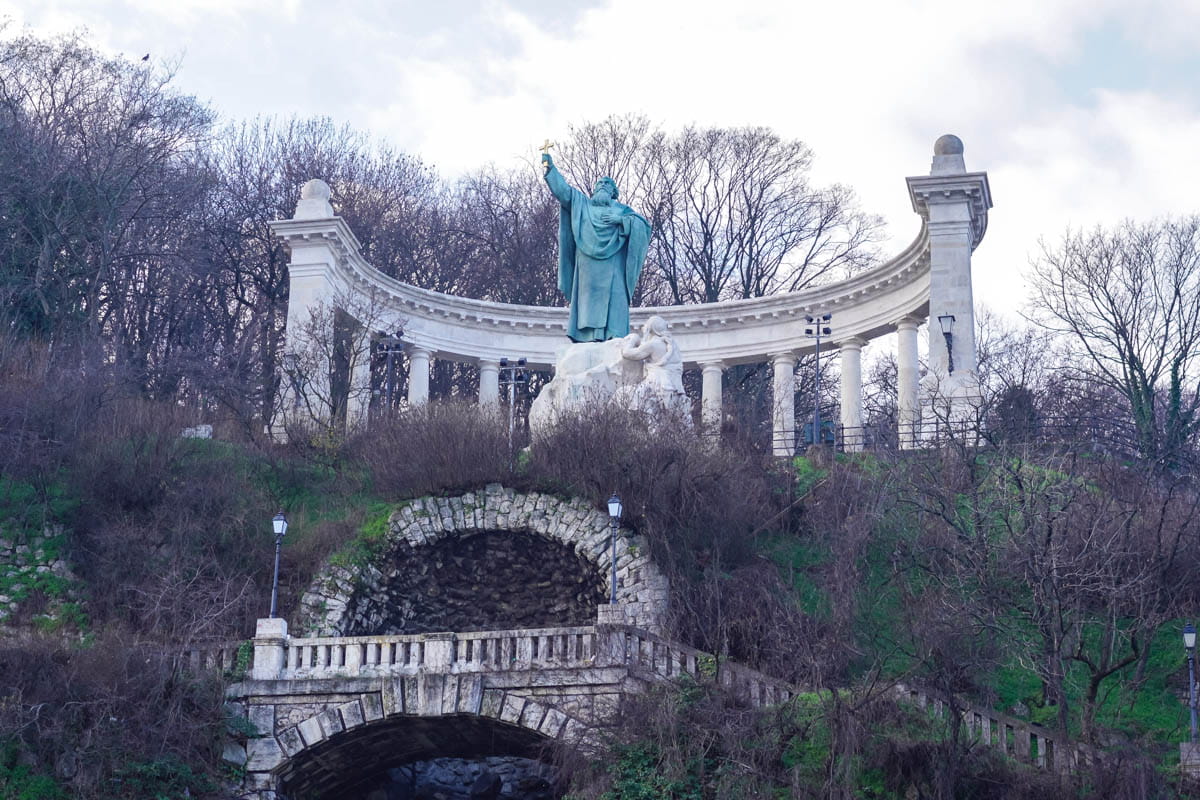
[3, 0, 1200, 322]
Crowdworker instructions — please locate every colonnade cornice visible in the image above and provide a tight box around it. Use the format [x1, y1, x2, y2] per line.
[270, 214, 934, 369]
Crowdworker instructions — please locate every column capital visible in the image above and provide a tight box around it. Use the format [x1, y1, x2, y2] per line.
[699, 360, 726, 372]
[837, 337, 868, 351]
[477, 357, 501, 369]
[408, 344, 433, 359]
[769, 351, 796, 364]
[906, 174, 991, 249]
[895, 315, 923, 332]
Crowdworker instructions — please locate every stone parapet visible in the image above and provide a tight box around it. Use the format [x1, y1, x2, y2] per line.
[894, 684, 1092, 774]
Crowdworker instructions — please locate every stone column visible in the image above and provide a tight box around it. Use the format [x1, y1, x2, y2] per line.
[896, 316, 921, 448]
[839, 338, 866, 451]
[345, 330, 373, 431]
[272, 180, 340, 441]
[478, 359, 500, 405]
[407, 345, 432, 405]
[771, 352, 796, 457]
[700, 361, 724, 434]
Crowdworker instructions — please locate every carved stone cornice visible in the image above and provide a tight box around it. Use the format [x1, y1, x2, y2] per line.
[269, 172, 965, 369]
[905, 171, 993, 251]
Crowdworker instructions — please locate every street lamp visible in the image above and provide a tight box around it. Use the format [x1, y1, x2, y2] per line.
[607, 493, 623, 605]
[1186, 623, 1197, 743]
[938, 314, 956, 374]
[499, 358, 529, 461]
[376, 329, 405, 412]
[269, 512, 288, 618]
[804, 314, 832, 447]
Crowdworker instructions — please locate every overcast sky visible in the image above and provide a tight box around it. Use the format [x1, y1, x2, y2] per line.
[3, 0, 1200, 320]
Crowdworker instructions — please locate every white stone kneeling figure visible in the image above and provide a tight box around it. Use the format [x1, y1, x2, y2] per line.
[527, 315, 691, 437]
[616, 316, 691, 425]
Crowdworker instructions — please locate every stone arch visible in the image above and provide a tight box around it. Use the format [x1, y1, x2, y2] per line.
[300, 486, 669, 635]
[264, 685, 592, 797]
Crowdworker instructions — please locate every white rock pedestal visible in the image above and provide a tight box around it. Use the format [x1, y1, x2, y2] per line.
[528, 329, 691, 439]
[528, 340, 640, 436]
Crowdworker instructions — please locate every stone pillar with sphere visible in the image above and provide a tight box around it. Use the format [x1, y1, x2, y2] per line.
[906, 135, 992, 437]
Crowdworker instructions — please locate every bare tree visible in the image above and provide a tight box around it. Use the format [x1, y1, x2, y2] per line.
[446, 166, 560, 306]
[0, 30, 213, 353]
[1028, 218, 1200, 467]
[554, 117, 882, 306]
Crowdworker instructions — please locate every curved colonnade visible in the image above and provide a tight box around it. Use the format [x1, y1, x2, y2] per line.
[272, 136, 992, 454]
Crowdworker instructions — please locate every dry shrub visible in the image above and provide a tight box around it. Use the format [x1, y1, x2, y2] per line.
[349, 402, 513, 499]
[0, 338, 109, 481]
[61, 397, 285, 640]
[523, 407, 800, 671]
[0, 632, 226, 799]
[558, 681, 1075, 800]
[525, 406, 781, 568]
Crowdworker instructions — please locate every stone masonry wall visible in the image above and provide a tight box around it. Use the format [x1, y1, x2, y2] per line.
[342, 530, 606, 635]
[0, 524, 77, 626]
[300, 486, 668, 636]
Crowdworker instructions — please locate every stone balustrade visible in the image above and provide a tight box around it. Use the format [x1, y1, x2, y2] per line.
[177, 642, 246, 675]
[894, 684, 1094, 773]
[271, 625, 600, 679]
[184, 632, 1090, 777]
[612, 626, 796, 707]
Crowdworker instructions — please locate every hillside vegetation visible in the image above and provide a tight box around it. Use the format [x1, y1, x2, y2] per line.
[2, 341, 1199, 798]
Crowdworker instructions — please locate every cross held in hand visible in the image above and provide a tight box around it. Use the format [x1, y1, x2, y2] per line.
[539, 139, 555, 155]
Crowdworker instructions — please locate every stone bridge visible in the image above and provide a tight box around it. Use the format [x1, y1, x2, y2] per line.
[185, 484, 1084, 797]
[189, 621, 1084, 798]
[214, 610, 793, 798]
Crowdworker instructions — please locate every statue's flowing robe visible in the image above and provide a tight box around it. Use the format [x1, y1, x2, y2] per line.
[544, 165, 651, 342]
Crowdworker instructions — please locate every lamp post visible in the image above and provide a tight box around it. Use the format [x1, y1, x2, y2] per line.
[269, 512, 288, 618]
[376, 329, 404, 412]
[607, 494, 622, 605]
[938, 314, 956, 375]
[499, 358, 528, 460]
[804, 314, 832, 447]
[1186, 623, 1197, 743]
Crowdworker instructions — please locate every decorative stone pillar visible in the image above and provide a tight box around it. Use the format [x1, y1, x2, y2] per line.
[771, 352, 796, 457]
[271, 180, 340, 440]
[422, 633, 454, 670]
[700, 361, 724, 434]
[478, 359, 500, 405]
[839, 338, 866, 451]
[1182, 742, 1200, 777]
[896, 316, 921, 448]
[250, 617, 288, 681]
[906, 135, 991, 429]
[407, 346, 432, 405]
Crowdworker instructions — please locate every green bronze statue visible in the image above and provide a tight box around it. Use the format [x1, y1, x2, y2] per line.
[542, 149, 651, 343]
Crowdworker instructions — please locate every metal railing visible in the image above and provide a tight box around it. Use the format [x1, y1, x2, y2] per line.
[777, 415, 1198, 474]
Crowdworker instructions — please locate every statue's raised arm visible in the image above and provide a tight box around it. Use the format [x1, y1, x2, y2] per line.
[542, 153, 651, 343]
